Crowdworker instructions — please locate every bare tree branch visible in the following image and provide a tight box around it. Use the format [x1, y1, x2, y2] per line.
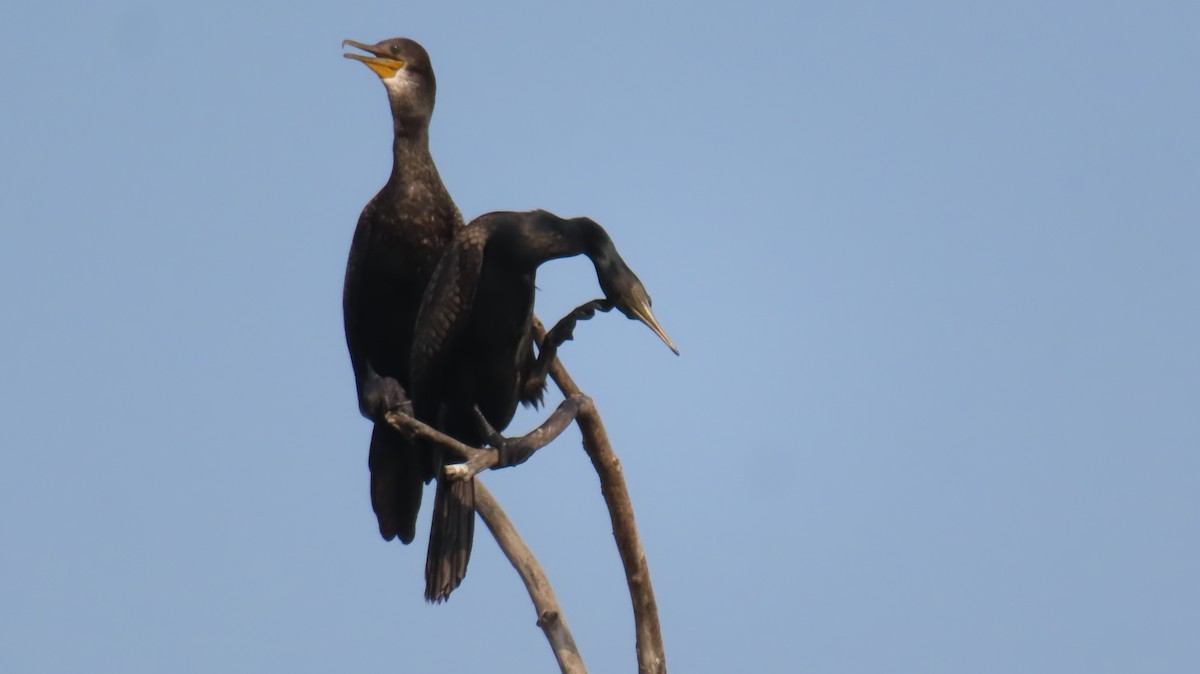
[537, 321, 668, 674]
[475, 480, 587, 674]
[383, 396, 587, 481]
[380, 321, 668, 674]
[382, 410, 587, 674]
[468, 395, 592, 476]
[383, 409, 494, 471]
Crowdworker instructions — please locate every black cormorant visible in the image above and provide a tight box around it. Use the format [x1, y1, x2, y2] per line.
[410, 210, 677, 600]
[341, 38, 467, 593]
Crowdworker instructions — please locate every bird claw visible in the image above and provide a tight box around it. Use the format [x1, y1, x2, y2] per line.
[543, 298, 616, 352]
[361, 370, 413, 420]
[493, 439, 532, 469]
[470, 406, 532, 468]
[471, 406, 507, 447]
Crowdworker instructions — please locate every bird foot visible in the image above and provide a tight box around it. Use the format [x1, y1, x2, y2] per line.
[472, 406, 509, 448]
[360, 365, 413, 420]
[542, 299, 616, 353]
[471, 395, 591, 469]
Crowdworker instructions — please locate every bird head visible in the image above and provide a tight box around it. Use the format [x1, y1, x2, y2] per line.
[599, 263, 680, 356]
[343, 37, 437, 123]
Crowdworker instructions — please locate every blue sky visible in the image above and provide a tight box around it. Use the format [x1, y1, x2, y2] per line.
[2, 2, 1198, 672]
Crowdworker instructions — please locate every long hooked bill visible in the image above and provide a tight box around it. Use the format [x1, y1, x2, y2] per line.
[628, 301, 680, 355]
[341, 39, 389, 56]
[341, 39, 404, 78]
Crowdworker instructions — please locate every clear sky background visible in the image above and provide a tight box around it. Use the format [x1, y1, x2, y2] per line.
[2, 2, 1198, 672]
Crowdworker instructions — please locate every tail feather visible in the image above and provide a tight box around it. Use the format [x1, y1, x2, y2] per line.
[424, 475, 475, 602]
[368, 423, 424, 544]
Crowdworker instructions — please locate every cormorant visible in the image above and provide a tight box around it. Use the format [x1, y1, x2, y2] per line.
[410, 210, 677, 600]
[341, 38, 467, 593]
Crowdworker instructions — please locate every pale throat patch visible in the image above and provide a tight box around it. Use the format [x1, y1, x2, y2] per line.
[383, 68, 419, 96]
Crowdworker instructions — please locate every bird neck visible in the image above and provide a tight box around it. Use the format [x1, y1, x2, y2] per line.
[392, 118, 430, 149]
[388, 133, 437, 185]
[588, 246, 622, 283]
[516, 215, 605, 269]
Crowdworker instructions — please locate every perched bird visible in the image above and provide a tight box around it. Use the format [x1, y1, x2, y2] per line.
[341, 38, 465, 580]
[410, 209, 677, 601]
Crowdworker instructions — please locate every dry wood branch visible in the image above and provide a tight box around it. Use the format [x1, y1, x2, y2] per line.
[379, 317, 666, 673]
[536, 321, 668, 674]
[475, 480, 587, 674]
[384, 397, 587, 481]
[382, 410, 587, 673]
[382, 409, 497, 477]
[471, 395, 592, 474]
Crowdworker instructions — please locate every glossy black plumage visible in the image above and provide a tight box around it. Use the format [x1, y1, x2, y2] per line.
[411, 209, 676, 435]
[410, 212, 677, 602]
[341, 38, 463, 563]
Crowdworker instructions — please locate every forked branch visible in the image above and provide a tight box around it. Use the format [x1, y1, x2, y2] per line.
[382, 411, 587, 674]
[379, 307, 667, 674]
[383, 395, 588, 481]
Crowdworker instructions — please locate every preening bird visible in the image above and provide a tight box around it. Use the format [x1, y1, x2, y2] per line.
[341, 37, 469, 596]
[409, 210, 677, 600]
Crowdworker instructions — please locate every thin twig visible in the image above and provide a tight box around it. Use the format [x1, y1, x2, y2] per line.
[536, 321, 668, 674]
[475, 480, 588, 674]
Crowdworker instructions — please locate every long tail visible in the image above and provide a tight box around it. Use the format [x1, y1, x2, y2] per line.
[424, 474, 475, 602]
[368, 423, 425, 544]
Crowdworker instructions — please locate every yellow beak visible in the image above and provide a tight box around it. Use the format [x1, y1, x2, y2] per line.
[626, 299, 679, 355]
[342, 39, 404, 79]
